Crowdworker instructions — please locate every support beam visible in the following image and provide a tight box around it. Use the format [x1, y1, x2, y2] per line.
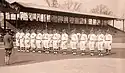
[3, 12, 6, 31]
[9, 13, 11, 20]
[113, 19, 114, 27]
[123, 19, 124, 32]
[16, 13, 18, 29]
[86, 18, 88, 30]
[92, 19, 93, 25]
[68, 17, 70, 34]
[45, 14, 47, 30]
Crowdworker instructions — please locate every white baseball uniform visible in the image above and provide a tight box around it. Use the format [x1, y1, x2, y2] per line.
[36, 33, 42, 48]
[88, 33, 96, 50]
[42, 33, 49, 48]
[19, 32, 25, 48]
[104, 34, 112, 50]
[70, 33, 78, 49]
[79, 33, 87, 51]
[97, 34, 105, 51]
[30, 32, 36, 48]
[24, 32, 30, 48]
[52, 33, 61, 49]
[16, 32, 20, 47]
[61, 33, 68, 49]
[48, 34, 53, 48]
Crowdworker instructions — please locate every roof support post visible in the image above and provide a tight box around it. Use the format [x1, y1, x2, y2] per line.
[113, 19, 114, 27]
[28, 12, 29, 21]
[19, 12, 21, 19]
[3, 12, 6, 31]
[9, 13, 11, 20]
[123, 19, 124, 32]
[36, 13, 37, 20]
[74, 17, 75, 24]
[92, 18, 93, 24]
[68, 16, 70, 34]
[86, 18, 88, 30]
[63, 16, 64, 23]
[45, 14, 47, 30]
[16, 13, 18, 29]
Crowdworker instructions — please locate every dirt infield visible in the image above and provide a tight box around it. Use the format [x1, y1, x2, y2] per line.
[0, 46, 125, 73]
[0, 58, 125, 73]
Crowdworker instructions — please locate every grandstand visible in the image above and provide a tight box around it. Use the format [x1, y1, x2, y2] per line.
[1, 1, 125, 43]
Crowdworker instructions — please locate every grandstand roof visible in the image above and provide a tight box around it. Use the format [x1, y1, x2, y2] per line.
[11, 2, 123, 20]
[0, 1, 18, 13]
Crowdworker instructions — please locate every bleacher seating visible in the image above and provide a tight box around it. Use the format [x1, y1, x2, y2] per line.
[6, 19, 125, 43]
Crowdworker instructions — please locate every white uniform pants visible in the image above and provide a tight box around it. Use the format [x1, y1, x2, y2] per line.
[43, 40, 49, 48]
[25, 40, 30, 48]
[53, 40, 58, 49]
[36, 40, 42, 48]
[104, 41, 112, 50]
[89, 41, 95, 50]
[16, 39, 20, 47]
[30, 39, 36, 48]
[61, 40, 67, 49]
[70, 41, 77, 49]
[97, 41, 104, 51]
[80, 41, 86, 50]
[20, 39, 24, 48]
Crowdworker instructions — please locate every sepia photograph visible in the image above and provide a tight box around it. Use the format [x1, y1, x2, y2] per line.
[0, 0, 125, 73]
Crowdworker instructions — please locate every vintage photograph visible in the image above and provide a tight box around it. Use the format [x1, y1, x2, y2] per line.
[0, 0, 125, 73]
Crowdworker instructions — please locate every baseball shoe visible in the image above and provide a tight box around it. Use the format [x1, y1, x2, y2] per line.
[73, 52, 77, 55]
[90, 53, 94, 56]
[63, 52, 67, 55]
[81, 52, 85, 55]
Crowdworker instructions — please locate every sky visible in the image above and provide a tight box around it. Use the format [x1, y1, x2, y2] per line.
[6, 0, 125, 17]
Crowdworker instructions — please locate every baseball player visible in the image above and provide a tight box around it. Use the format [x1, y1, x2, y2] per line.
[70, 29, 78, 55]
[52, 29, 61, 54]
[36, 30, 42, 53]
[24, 30, 31, 52]
[88, 28, 96, 56]
[105, 29, 112, 55]
[16, 30, 20, 52]
[30, 30, 36, 52]
[48, 29, 53, 52]
[61, 29, 68, 54]
[19, 30, 25, 52]
[79, 30, 87, 55]
[42, 29, 49, 53]
[97, 29, 105, 56]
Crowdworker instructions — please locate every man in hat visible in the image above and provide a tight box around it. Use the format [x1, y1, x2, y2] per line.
[79, 29, 88, 55]
[70, 29, 78, 55]
[30, 30, 36, 52]
[3, 30, 13, 65]
[19, 30, 25, 52]
[60, 29, 69, 54]
[24, 29, 31, 52]
[42, 29, 49, 53]
[52, 29, 61, 54]
[97, 29, 105, 56]
[36, 30, 42, 53]
[88, 28, 96, 56]
[16, 30, 20, 52]
[104, 29, 112, 55]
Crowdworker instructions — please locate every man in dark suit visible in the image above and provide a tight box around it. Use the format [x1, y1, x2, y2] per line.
[3, 30, 13, 65]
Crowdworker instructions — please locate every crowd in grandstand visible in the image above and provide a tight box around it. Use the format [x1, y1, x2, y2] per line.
[15, 27, 112, 56]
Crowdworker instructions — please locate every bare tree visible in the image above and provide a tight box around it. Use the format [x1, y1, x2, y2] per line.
[44, 0, 59, 8]
[44, 0, 81, 11]
[90, 4, 113, 15]
[62, 0, 81, 11]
